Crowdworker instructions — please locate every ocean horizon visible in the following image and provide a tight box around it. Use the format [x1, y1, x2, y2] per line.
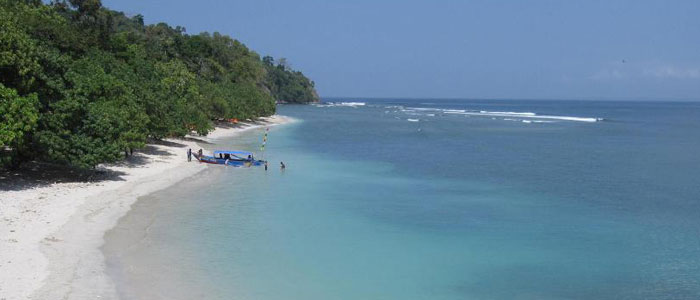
[104, 98, 700, 299]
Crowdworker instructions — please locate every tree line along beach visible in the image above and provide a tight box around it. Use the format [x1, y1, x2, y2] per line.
[1, 0, 313, 298]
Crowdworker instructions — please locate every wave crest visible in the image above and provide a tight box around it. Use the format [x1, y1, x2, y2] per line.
[399, 107, 601, 123]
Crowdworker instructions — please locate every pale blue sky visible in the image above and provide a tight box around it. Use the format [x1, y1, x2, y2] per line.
[103, 0, 700, 100]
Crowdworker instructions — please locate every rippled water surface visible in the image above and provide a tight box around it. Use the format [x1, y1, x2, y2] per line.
[105, 99, 700, 299]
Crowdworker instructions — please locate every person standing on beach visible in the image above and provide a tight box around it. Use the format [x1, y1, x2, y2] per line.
[280, 161, 286, 170]
[187, 148, 192, 162]
[264, 161, 268, 171]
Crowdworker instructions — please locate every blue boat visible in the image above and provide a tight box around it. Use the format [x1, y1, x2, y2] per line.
[194, 150, 265, 167]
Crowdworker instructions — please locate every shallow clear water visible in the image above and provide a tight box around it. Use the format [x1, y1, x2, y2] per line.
[105, 99, 700, 299]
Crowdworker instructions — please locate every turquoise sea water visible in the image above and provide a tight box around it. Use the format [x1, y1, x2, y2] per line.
[105, 99, 700, 299]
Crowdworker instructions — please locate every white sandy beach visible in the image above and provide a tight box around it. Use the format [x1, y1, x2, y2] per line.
[0, 115, 293, 300]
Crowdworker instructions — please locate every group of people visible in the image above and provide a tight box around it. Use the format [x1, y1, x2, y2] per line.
[187, 148, 286, 171]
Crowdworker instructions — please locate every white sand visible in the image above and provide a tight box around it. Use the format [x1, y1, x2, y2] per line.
[204, 115, 296, 140]
[0, 115, 293, 300]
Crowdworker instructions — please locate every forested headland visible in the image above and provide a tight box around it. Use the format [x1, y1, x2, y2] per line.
[0, 0, 319, 169]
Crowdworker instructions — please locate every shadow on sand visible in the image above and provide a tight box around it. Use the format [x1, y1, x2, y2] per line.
[212, 118, 278, 130]
[0, 141, 186, 192]
[0, 161, 128, 192]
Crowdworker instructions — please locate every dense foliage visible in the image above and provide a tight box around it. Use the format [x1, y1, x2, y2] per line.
[0, 0, 318, 169]
[263, 56, 320, 104]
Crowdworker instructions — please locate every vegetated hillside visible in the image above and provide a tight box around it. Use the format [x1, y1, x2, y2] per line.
[263, 56, 320, 104]
[0, 0, 319, 169]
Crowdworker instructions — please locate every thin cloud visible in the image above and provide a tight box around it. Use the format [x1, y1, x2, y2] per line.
[590, 62, 700, 81]
[643, 66, 700, 79]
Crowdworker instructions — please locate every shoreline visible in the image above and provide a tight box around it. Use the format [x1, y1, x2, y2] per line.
[0, 115, 294, 300]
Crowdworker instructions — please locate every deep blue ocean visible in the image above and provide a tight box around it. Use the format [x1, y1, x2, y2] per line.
[106, 99, 700, 299]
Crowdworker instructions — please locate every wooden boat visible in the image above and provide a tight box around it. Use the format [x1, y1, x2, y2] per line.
[193, 150, 265, 167]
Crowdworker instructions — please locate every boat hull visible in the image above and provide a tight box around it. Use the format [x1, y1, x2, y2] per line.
[193, 153, 264, 167]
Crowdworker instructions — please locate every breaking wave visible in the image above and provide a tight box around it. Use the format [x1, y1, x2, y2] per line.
[314, 102, 367, 108]
[398, 107, 602, 123]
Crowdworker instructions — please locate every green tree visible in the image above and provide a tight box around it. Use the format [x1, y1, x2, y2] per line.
[156, 60, 211, 136]
[1, 0, 317, 169]
[263, 56, 319, 103]
[0, 84, 39, 168]
[0, 5, 41, 94]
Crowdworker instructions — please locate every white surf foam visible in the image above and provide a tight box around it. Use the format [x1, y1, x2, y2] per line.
[449, 110, 600, 123]
[317, 102, 366, 108]
[335, 102, 366, 107]
[396, 106, 601, 123]
[481, 111, 536, 116]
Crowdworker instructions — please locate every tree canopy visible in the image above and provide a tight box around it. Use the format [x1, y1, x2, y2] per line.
[263, 56, 320, 104]
[0, 0, 318, 169]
